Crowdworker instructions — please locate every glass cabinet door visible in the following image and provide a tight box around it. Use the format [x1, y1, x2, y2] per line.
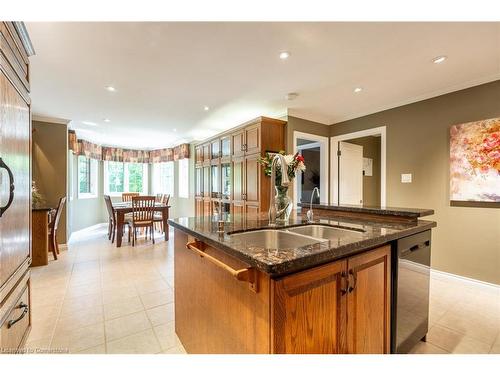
[221, 163, 231, 200]
[221, 136, 231, 158]
[195, 167, 203, 196]
[211, 139, 220, 160]
[211, 165, 219, 198]
[203, 166, 210, 197]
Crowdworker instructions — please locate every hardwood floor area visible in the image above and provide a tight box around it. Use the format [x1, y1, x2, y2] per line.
[26, 225, 499, 354]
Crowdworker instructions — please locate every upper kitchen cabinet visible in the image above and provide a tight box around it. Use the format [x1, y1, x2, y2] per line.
[194, 117, 286, 218]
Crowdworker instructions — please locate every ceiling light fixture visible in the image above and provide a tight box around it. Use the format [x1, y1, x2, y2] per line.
[279, 51, 290, 60]
[203, 106, 210, 111]
[82, 121, 98, 126]
[285, 92, 299, 100]
[103, 118, 111, 123]
[173, 128, 177, 132]
[432, 56, 447, 64]
[354, 87, 363, 93]
[105, 85, 117, 92]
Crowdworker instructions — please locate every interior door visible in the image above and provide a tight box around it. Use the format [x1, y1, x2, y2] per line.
[339, 141, 363, 205]
[0, 71, 31, 286]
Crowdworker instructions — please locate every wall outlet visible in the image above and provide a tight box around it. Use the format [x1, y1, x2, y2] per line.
[401, 173, 412, 183]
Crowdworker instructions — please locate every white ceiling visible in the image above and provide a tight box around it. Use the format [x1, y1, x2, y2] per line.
[27, 22, 500, 149]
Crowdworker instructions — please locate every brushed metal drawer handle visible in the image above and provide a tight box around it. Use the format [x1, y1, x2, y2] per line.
[186, 241, 257, 292]
[7, 302, 29, 329]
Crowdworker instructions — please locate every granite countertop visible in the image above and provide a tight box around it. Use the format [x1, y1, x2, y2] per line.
[297, 202, 434, 218]
[169, 210, 436, 277]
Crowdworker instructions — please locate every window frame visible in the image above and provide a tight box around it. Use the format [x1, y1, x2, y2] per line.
[77, 155, 98, 199]
[152, 161, 175, 197]
[178, 158, 189, 198]
[104, 161, 149, 196]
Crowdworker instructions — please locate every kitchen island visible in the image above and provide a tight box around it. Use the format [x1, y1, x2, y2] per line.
[169, 206, 436, 354]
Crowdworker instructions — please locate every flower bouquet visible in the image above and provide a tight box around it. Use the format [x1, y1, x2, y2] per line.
[258, 151, 306, 221]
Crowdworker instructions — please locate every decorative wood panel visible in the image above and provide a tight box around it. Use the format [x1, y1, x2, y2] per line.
[174, 230, 271, 353]
[0, 70, 31, 287]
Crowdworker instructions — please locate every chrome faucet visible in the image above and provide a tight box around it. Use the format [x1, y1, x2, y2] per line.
[268, 153, 290, 225]
[306, 187, 320, 223]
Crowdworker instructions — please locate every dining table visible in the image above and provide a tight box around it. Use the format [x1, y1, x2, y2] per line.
[112, 201, 171, 247]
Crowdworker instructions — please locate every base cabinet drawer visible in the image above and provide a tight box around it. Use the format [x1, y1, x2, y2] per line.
[0, 275, 31, 353]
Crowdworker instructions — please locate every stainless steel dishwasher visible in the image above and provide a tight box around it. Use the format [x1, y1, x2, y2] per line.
[391, 230, 431, 353]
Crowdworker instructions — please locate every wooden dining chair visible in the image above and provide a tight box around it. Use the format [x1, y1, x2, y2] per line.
[127, 196, 156, 246]
[104, 195, 131, 244]
[48, 197, 66, 260]
[154, 194, 170, 233]
[122, 192, 140, 202]
[155, 193, 164, 203]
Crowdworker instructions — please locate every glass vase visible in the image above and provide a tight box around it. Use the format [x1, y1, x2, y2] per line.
[274, 186, 292, 222]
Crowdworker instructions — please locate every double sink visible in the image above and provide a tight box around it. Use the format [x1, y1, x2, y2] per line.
[229, 224, 365, 249]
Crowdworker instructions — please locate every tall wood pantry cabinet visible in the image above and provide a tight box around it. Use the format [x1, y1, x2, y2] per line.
[194, 116, 286, 217]
[0, 22, 34, 351]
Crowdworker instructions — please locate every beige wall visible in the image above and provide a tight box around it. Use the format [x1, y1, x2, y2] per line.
[330, 80, 500, 284]
[32, 121, 68, 243]
[286, 116, 330, 153]
[346, 136, 381, 206]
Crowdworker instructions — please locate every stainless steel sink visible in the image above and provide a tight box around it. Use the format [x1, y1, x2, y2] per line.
[229, 229, 323, 249]
[286, 225, 364, 241]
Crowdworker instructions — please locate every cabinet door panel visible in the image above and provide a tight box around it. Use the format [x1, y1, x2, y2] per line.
[231, 130, 245, 158]
[245, 124, 260, 154]
[202, 166, 210, 198]
[244, 154, 259, 204]
[273, 260, 347, 354]
[203, 199, 211, 216]
[0, 71, 31, 286]
[347, 245, 391, 354]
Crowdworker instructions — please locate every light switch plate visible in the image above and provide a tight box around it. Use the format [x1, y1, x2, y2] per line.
[401, 173, 412, 183]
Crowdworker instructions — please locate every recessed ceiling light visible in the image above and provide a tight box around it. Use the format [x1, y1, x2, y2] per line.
[81, 121, 98, 126]
[279, 51, 290, 60]
[103, 118, 111, 123]
[432, 56, 447, 64]
[105, 85, 116, 92]
[173, 128, 177, 132]
[354, 87, 363, 93]
[203, 106, 210, 111]
[285, 92, 299, 100]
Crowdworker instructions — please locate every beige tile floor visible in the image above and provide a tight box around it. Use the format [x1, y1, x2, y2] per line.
[27, 224, 500, 354]
[27, 225, 184, 354]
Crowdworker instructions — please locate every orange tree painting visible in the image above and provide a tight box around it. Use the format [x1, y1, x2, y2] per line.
[450, 117, 500, 202]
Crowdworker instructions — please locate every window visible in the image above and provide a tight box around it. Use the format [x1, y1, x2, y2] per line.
[104, 161, 148, 195]
[78, 155, 98, 198]
[178, 158, 189, 198]
[153, 162, 174, 196]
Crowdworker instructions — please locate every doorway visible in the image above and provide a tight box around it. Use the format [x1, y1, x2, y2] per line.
[330, 126, 386, 206]
[293, 131, 329, 206]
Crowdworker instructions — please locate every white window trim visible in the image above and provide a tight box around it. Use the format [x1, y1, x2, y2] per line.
[152, 161, 174, 196]
[78, 157, 98, 199]
[104, 161, 149, 196]
[178, 158, 189, 198]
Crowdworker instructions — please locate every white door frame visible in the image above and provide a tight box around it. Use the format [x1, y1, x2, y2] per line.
[330, 126, 386, 207]
[293, 131, 329, 207]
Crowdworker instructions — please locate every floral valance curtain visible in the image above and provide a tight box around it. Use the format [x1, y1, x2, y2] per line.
[77, 140, 102, 160]
[68, 130, 190, 163]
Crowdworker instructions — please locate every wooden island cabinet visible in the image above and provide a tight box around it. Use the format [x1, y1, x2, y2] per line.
[174, 229, 391, 354]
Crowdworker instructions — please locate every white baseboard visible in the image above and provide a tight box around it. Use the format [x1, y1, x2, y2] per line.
[431, 268, 500, 291]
